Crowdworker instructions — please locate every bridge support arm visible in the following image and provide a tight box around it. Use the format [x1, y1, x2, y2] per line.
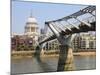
[45, 22, 60, 37]
[75, 18, 91, 27]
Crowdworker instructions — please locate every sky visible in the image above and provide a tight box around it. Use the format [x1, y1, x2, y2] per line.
[12, 0, 88, 34]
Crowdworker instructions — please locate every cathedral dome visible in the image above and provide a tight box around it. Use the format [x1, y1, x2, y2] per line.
[27, 17, 37, 23]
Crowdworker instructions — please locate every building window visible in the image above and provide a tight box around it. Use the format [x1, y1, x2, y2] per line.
[25, 27, 30, 32]
[31, 27, 35, 32]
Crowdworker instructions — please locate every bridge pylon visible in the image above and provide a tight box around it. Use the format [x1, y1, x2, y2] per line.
[46, 22, 76, 71]
[58, 45, 74, 71]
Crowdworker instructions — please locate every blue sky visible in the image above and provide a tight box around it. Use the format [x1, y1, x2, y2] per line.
[12, 0, 88, 34]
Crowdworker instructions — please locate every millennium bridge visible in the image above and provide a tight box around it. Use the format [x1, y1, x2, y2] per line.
[35, 6, 96, 71]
